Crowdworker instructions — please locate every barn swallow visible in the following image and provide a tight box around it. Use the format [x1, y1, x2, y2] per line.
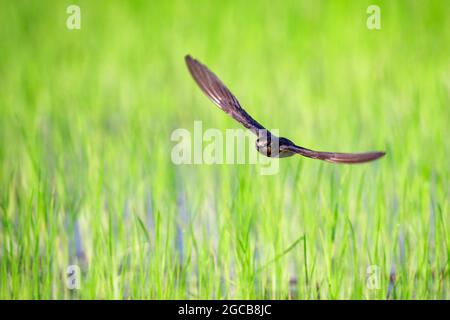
[185, 55, 385, 164]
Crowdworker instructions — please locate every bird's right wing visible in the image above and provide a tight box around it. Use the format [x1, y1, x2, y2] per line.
[185, 55, 267, 136]
[282, 144, 385, 164]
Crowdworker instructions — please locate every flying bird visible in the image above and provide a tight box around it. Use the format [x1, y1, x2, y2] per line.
[185, 55, 385, 164]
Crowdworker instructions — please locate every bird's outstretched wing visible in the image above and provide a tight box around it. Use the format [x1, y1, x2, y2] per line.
[281, 144, 385, 164]
[185, 55, 267, 135]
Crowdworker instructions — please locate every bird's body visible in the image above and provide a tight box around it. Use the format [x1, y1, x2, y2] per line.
[185, 55, 385, 164]
[255, 136, 295, 158]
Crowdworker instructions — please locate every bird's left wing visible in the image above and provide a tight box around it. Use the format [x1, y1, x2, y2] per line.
[185, 55, 267, 136]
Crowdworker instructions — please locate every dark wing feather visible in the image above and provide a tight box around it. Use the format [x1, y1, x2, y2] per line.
[282, 144, 385, 164]
[185, 55, 266, 135]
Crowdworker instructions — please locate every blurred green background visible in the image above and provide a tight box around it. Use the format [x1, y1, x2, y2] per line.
[0, 0, 449, 299]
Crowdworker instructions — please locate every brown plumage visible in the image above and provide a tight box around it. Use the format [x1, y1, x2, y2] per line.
[185, 55, 385, 164]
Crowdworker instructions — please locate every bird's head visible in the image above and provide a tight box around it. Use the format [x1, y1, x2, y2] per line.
[256, 135, 295, 158]
[255, 135, 279, 157]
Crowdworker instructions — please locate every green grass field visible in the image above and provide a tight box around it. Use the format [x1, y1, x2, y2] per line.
[0, 0, 449, 299]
